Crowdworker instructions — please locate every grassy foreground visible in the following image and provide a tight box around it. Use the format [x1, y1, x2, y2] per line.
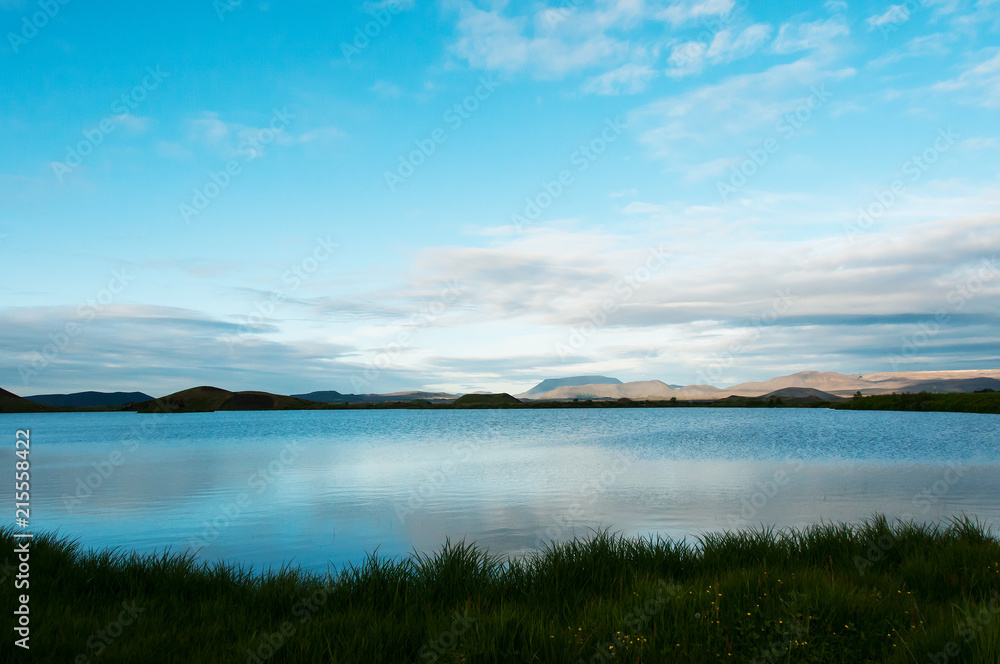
[833, 391, 1000, 414]
[3, 517, 1000, 663]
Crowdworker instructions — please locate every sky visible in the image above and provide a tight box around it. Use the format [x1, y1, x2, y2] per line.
[1, 0, 999, 397]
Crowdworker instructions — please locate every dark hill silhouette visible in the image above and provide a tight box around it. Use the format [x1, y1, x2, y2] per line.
[128, 386, 324, 413]
[25, 391, 153, 408]
[759, 387, 843, 400]
[291, 390, 455, 404]
[0, 387, 58, 413]
[904, 377, 1000, 394]
[452, 393, 521, 407]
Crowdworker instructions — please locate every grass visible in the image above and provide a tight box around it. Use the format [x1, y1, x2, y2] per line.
[3, 516, 1000, 662]
[833, 391, 1000, 414]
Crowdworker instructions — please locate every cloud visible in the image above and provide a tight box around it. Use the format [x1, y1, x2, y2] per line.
[342, 210, 1000, 385]
[866, 4, 913, 30]
[112, 113, 150, 133]
[682, 156, 740, 181]
[656, 0, 736, 25]
[446, 0, 669, 80]
[664, 24, 772, 78]
[0, 304, 362, 395]
[631, 57, 853, 161]
[622, 201, 670, 214]
[706, 23, 773, 63]
[867, 33, 950, 67]
[771, 17, 849, 54]
[961, 136, 999, 149]
[363, 0, 414, 11]
[369, 79, 404, 98]
[931, 47, 1000, 107]
[189, 111, 232, 143]
[186, 112, 341, 157]
[402, 212, 1000, 328]
[448, 1, 632, 78]
[295, 126, 344, 143]
[665, 40, 708, 77]
[582, 63, 657, 95]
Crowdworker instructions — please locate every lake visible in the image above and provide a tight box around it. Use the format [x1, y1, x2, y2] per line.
[5, 408, 999, 573]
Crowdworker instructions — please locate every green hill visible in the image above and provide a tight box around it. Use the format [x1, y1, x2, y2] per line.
[128, 386, 327, 413]
[452, 393, 522, 408]
[0, 387, 59, 413]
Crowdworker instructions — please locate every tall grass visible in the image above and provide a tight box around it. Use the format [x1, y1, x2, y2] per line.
[3, 516, 999, 662]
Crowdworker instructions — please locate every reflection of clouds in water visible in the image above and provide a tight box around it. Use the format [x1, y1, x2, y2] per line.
[17, 409, 1000, 572]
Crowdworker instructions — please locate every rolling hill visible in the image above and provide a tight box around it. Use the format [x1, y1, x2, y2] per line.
[128, 387, 327, 413]
[24, 391, 153, 408]
[0, 387, 59, 413]
[292, 390, 456, 404]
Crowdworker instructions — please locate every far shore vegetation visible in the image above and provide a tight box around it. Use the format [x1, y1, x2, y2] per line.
[3, 516, 999, 662]
[2, 385, 998, 414]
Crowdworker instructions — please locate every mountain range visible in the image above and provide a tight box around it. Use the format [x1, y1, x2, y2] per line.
[3, 369, 999, 413]
[515, 370, 1000, 400]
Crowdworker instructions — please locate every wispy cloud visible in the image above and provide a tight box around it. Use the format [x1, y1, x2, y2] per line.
[771, 17, 849, 54]
[582, 63, 657, 95]
[931, 47, 1000, 107]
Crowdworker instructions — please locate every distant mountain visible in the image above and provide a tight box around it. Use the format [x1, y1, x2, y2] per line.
[903, 377, 1000, 394]
[725, 370, 1000, 398]
[25, 391, 153, 408]
[521, 370, 1000, 401]
[127, 386, 326, 413]
[524, 380, 676, 400]
[521, 376, 622, 396]
[291, 390, 456, 404]
[0, 387, 58, 413]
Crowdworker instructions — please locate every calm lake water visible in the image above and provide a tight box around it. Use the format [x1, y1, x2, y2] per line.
[5, 408, 999, 573]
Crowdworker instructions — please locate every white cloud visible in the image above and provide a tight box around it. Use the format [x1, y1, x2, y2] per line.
[961, 136, 999, 149]
[771, 17, 849, 54]
[363, 0, 415, 12]
[189, 111, 232, 143]
[665, 40, 708, 78]
[295, 126, 344, 144]
[390, 213, 1000, 344]
[582, 63, 657, 95]
[112, 113, 150, 133]
[867, 33, 950, 67]
[706, 23, 773, 63]
[632, 57, 854, 159]
[931, 47, 1000, 107]
[656, 0, 736, 25]
[683, 156, 740, 181]
[448, 0, 634, 78]
[186, 112, 341, 157]
[622, 201, 670, 214]
[866, 4, 912, 29]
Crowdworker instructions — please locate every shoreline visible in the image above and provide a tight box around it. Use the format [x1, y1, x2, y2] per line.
[5, 516, 998, 662]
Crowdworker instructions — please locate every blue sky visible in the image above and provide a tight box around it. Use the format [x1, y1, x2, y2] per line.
[2, 0, 999, 396]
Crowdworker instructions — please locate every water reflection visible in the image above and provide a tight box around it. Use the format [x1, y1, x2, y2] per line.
[7, 408, 998, 572]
